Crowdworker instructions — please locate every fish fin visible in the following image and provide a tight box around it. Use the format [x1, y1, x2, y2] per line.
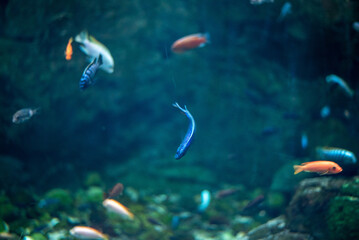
[97, 54, 103, 65]
[74, 30, 88, 43]
[293, 165, 303, 175]
[78, 44, 89, 55]
[173, 102, 186, 113]
[319, 170, 329, 175]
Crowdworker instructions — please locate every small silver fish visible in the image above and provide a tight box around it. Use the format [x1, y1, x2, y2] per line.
[12, 108, 39, 124]
[326, 74, 354, 98]
[316, 146, 357, 164]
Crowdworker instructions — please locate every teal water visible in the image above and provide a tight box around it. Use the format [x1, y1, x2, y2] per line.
[0, 0, 359, 239]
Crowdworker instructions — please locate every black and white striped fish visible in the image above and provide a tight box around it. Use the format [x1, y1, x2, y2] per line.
[79, 54, 103, 90]
[316, 147, 357, 164]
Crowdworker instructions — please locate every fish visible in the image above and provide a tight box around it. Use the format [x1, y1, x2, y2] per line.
[104, 183, 124, 199]
[198, 190, 211, 212]
[65, 37, 73, 60]
[316, 147, 357, 164]
[69, 226, 108, 240]
[353, 22, 359, 32]
[242, 194, 265, 212]
[320, 105, 330, 118]
[326, 74, 354, 98]
[12, 108, 39, 124]
[75, 30, 114, 73]
[79, 54, 103, 90]
[293, 161, 342, 175]
[250, 0, 274, 5]
[173, 102, 195, 160]
[277, 2, 292, 22]
[102, 199, 134, 219]
[0, 233, 17, 239]
[171, 33, 210, 53]
[301, 132, 308, 150]
[215, 188, 240, 199]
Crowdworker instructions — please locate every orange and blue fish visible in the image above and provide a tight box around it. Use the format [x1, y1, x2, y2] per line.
[171, 33, 210, 53]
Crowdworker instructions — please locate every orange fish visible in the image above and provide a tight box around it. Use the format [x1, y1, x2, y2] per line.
[171, 33, 210, 53]
[293, 161, 342, 175]
[65, 37, 73, 60]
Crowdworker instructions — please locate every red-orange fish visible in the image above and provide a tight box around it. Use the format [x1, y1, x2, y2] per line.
[171, 33, 210, 53]
[293, 161, 342, 175]
[65, 37, 73, 60]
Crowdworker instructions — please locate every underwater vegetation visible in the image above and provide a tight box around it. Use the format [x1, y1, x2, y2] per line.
[0, 0, 359, 239]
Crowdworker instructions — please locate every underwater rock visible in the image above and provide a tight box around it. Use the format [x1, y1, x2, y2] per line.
[327, 196, 359, 240]
[86, 186, 103, 204]
[84, 172, 102, 187]
[44, 189, 72, 211]
[286, 177, 348, 239]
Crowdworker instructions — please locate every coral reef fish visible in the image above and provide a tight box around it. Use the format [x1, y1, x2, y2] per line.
[102, 199, 134, 219]
[171, 33, 210, 53]
[353, 22, 359, 32]
[326, 74, 354, 98]
[277, 2, 292, 22]
[293, 161, 342, 175]
[242, 194, 265, 212]
[316, 147, 357, 164]
[12, 108, 39, 124]
[64, 37, 73, 60]
[75, 30, 114, 73]
[104, 183, 124, 199]
[198, 190, 211, 212]
[79, 54, 102, 90]
[320, 105, 330, 118]
[69, 226, 108, 240]
[250, 0, 274, 5]
[173, 102, 195, 159]
[215, 188, 240, 199]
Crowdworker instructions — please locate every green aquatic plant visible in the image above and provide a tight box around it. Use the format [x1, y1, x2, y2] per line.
[30, 233, 47, 240]
[327, 196, 359, 240]
[86, 186, 104, 204]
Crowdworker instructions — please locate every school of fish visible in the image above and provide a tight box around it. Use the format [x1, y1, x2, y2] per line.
[10, 2, 359, 239]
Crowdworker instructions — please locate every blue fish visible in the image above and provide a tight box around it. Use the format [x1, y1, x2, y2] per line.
[79, 54, 103, 90]
[173, 102, 195, 160]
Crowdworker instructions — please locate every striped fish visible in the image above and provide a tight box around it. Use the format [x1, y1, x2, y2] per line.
[79, 54, 102, 90]
[316, 147, 357, 164]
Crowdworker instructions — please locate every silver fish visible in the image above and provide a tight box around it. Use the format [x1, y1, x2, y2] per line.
[12, 108, 39, 124]
[316, 146, 357, 164]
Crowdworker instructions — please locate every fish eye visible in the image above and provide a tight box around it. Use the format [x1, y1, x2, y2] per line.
[332, 167, 336, 170]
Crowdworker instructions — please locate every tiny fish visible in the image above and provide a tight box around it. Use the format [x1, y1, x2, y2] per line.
[171, 33, 210, 53]
[173, 102, 195, 159]
[293, 161, 342, 175]
[353, 22, 359, 32]
[69, 226, 108, 240]
[65, 37, 73, 60]
[198, 190, 211, 212]
[104, 183, 124, 199]
[301, 132, 308, 150]
[320, 105, 330, 118]
[215, 188, 239, 199]
[75, 30, 114, 73]
[277, 2, 291, 22]
[326, 74, 354, 98]
[102, 199, 134, 219]
[12, 108, 39, 124]
[79, 54, 103, 90]
[250, 0, 274, 5]
[242, 194, 265, 212]
[316, 147, 357, 164]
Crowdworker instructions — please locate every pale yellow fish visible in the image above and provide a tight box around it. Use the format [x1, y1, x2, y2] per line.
[75, 30, 114, 74]
[69, 226, 108, 240]
[102, 199, 134, 219]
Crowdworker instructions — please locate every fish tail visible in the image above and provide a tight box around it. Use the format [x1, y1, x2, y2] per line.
[32, 108, 41, 115]
[172, 102, 186, 113]
[293, 165, 303, 175]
